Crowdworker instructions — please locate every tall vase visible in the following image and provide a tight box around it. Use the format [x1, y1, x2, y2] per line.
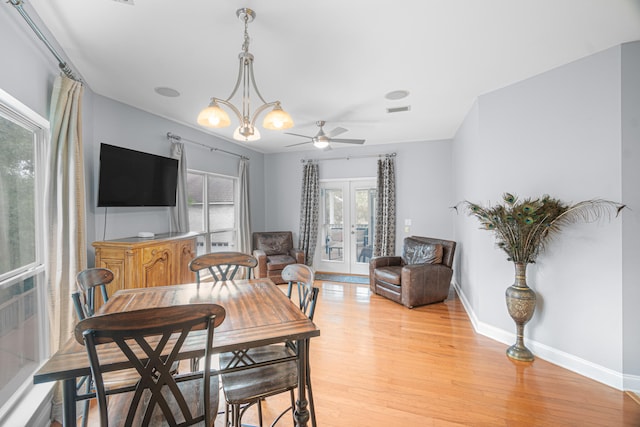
[505, 262, 536, 361]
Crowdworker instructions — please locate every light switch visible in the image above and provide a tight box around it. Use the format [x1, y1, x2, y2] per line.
[404, 226, 410, 233]
[405, 219, 412, 226]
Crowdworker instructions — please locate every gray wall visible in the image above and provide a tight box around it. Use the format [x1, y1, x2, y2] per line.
[453, 42, 639, 390]
[263, 140, 454, 250]
[621, 41, 640, 387]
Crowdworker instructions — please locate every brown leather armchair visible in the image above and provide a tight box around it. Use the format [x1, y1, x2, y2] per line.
[252, 231, 305, 284]
[369, 236, 456, 308]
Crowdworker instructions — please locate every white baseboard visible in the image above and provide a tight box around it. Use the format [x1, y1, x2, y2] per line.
[452, 281, 634, 392]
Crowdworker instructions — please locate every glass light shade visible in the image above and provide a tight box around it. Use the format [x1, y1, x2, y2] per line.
[262, 105, 294, 130]
[197, 101, 231, 128]
[233, 126, 261, 141]
[313, 139, 329, 149]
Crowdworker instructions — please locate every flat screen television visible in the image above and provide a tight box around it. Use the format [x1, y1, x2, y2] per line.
[97, 143, 179, 207]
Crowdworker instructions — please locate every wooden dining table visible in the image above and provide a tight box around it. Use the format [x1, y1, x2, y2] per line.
[33, 278, 320, 427]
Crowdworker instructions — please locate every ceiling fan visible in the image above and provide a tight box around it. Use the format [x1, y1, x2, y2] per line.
[285, 121, 365, 149]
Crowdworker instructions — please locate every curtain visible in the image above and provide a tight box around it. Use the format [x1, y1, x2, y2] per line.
[44, 75, 86, 421]
[298, 162, 320, 266]
[238, 158, 251, 277]
[170, 141, 189, 232]
[373, 155, 396, 257]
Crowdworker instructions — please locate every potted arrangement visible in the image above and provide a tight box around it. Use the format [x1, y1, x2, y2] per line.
[464, 193, 624, 361]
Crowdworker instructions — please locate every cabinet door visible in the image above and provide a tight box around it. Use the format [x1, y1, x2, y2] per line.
[176, 238, 197, 284]
[93, 247, 126, 308]
[141, 244, 175, 287]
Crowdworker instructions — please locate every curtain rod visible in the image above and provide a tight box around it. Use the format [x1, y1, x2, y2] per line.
[301, 152, 396, 163]
[166, 132, 249, 160]
[9, 0, 81, 82]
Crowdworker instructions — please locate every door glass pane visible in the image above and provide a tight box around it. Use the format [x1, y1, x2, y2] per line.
[354, 187, 376, 263]
[321, 188, 344, 262]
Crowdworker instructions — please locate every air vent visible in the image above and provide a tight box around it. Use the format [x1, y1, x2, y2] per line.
[386, 106, 411, 114]
[113, 0, 134, 5]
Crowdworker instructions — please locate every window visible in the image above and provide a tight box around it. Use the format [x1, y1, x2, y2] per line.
[186, 170, 237, 254]
[0, 89, 48, 417]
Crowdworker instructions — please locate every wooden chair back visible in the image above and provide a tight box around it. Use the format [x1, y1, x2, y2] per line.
[75, 304, 225, 427]
[72, 268, 114, 320]
[282, 264, 319, 321]
[189, 252, 258, 283]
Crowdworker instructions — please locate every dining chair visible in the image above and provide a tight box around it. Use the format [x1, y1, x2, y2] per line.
[189, 251, 259, 283]
[188, 251, 258, 371]
[219, 263, 319, 427]
[72, 267, 113, 320]
[71, 267, 114, 427]
[74, 303, 226, 427]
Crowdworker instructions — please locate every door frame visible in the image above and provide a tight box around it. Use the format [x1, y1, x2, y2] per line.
[314, 178, 376, 275]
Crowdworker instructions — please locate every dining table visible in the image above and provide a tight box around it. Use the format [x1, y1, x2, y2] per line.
[33, 278, 321, 427]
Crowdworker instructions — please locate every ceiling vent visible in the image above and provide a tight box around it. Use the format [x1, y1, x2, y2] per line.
[386, 106, 411, 114]
[113, 0, 135, 5]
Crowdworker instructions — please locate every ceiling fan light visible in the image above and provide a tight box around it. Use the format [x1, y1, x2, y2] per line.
[197, 100, 231, 128]
[233, 125, 261, 141]
[263, 104, 294, 130]
[313, 139, 329, 149]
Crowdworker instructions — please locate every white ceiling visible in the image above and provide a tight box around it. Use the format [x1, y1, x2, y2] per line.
[28, 0, 640, 154]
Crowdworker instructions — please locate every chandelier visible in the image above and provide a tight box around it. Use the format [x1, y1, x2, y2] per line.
[197, 8, 294, 141]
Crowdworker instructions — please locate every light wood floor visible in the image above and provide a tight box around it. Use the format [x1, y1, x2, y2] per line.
[69, 280, 640, 426]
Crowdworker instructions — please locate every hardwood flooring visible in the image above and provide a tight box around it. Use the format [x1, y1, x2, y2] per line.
[67, 280, 640, 426]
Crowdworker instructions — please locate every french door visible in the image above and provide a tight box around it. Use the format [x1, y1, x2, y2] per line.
[315, 179, 376, 275]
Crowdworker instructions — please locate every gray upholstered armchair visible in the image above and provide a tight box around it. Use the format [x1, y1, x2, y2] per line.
[252, 231, 305, 284]
[369, 236, 456, 308]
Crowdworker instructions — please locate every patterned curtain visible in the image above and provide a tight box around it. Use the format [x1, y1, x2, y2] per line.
[169, 141, 189, 232]
[298, 161, 320, 266]
[374, 155, 396, 256]
[45, 75, 86, 421]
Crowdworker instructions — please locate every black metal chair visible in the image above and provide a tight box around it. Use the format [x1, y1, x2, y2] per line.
[74, 304, 226, 427]
[189, 251, 258, 283]
[188, 252, 258, 371]
[219, 263, 319, 427]
[71, 268, 114, 427]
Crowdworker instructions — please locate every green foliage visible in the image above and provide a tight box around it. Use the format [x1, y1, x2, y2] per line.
[465, 193, 624, 264]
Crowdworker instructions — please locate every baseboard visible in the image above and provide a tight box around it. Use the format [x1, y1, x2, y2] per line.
[452, 281, 631, 392]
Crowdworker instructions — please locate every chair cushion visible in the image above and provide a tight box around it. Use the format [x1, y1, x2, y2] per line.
[402, 240, 443, 265]
[255, 233, 293, 255]
[374, 266, 403, 285]
[266, 254, 296, 271]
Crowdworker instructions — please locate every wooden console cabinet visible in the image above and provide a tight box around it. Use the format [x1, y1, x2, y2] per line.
[92, 232, 198, 304]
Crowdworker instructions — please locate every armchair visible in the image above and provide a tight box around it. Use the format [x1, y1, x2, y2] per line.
[252, 231, 305, 284]
[369, 236, 456, 308]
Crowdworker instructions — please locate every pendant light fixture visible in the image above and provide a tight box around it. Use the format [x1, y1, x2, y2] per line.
[197, 8, 294, 141]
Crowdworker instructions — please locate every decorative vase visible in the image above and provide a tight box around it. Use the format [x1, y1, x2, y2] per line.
[504, 262, 536, 361]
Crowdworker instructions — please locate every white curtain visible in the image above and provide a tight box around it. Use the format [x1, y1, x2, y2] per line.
[238, 158, 251, 277]
[170, 141, 189, 232]
[44, 74, 86, 421]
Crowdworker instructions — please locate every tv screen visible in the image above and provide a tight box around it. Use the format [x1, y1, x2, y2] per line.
[97, 143, 179, 207]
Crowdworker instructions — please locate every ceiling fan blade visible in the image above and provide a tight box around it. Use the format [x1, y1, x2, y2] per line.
[329, 138, 366, 144]
[326, 127, 348, 138]
[284, 132, 314, 139]
[286, 141, 313, 148]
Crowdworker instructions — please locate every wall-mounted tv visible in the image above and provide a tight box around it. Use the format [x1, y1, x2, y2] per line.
[97, 143, 179, 207]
